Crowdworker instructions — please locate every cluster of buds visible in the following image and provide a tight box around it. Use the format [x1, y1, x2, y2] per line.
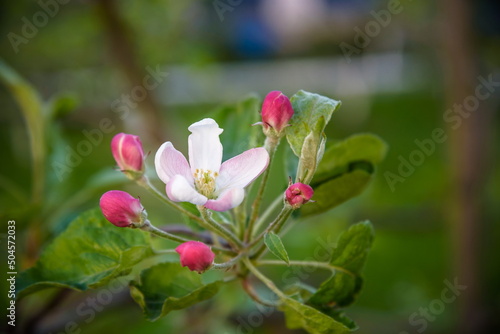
[99, 91, 313, 274]
[260, 91, 294, 139]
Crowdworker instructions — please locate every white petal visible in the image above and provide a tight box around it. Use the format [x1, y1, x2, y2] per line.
[205, 188, 245, 212]
[155, 142, 193, 184]
[188, 118, 223, 173]
[216, 147, 269, 191]
[166, 175, 207, 205]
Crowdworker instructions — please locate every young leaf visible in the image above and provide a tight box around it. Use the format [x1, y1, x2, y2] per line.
[308, 221, 374, 308]
[16, 208, 154, 299]
[286, 90, 341, 158]
[278, 296, 351, 334]
[264, 232, 290, 265]
[300, 134, 387, 216]
[313, 133, 388, 185]
[129, 262, 223, 321]
[300, 170, 372, 217]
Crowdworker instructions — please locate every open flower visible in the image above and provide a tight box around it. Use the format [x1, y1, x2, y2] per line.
[155, 118, 269, 211]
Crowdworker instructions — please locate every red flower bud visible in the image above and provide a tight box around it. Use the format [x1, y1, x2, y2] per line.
[175, 241, 215, 273]
[261, 91, 294, 136]
[100, 190, 146, 227]
[285, 183, 314, 209]
[111, 133, 144, 175]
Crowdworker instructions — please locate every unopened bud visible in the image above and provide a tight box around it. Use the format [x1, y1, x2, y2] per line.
[175, 241, 215, 274]
[100, 190, 146, 227]
[111, 133, 145, 179]
[261, 91, 294, 137]
[285, 182, 314, 209]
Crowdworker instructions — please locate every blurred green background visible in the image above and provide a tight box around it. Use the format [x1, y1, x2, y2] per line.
[1, 0, 499, 333]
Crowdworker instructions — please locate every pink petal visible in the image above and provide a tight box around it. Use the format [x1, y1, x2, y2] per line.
[216, 147, 269, 191]
[166, 175, 207, 205]
[188, 118, 223, 173]
[204, 188, 245, 212]
[155, 142, 193, 184]
[111, 133, 144, 172]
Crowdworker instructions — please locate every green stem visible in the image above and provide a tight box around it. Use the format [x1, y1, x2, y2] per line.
[242, 278, 279, 307]
[142, 221, 235, 255]
[138, 177, 204, 224]
[212, 253, 245, 270]
[251, 194, 283, 238]
[199, 206, 244, 250]
[245, 137, 278, 242]
[248, 206, 293, 254]
[256, 260, 355, 276]
[153, 249, 177, 255]
[243, 257, 285, 298]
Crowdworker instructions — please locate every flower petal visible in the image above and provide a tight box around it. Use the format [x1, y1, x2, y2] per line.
[188, 118, 223, 173]
[166, 175, 207, 205]
[155, 142, 193, 184]
[216, 147, 269, 191]
[204, 188, 245, 212]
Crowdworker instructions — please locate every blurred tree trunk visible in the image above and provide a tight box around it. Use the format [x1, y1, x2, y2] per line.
[94, 0, 167, 144]
[439, 0, 494, 332]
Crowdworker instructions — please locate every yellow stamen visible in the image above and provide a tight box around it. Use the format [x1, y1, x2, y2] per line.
[193, 169, 218, 198]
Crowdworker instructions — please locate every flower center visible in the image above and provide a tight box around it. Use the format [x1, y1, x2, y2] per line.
[193, 169, 218, 198]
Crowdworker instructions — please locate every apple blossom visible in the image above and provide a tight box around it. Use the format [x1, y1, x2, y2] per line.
[155, 118, 269, 211]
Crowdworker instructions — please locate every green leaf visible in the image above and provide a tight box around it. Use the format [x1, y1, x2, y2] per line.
[313, 134, 388, 185]
[129, 262, 222, 321]
[278, 296, 351, 334]
[300, 170, 372, 217]
[0, 60, 45, 202]
[286, 90, 341, 158]
[264, 232, 290, 265]
[210, 94, 265, 160]
[16, 208, 154, 299]
[47, 93, 79, 120]
[300, 134, 387, 216]
[308, 221, 374, 308]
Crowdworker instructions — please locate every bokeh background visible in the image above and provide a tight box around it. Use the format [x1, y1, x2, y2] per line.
[1, 0, 499, 333]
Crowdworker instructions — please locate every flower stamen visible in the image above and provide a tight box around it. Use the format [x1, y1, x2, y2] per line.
[193, 169, 218, 198]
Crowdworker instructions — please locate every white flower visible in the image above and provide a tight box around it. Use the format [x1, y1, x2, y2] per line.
[155, 118, 269, 211]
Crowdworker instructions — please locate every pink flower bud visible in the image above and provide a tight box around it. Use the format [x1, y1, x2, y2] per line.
[285, 183, 314, 209]
[111, 133, 145, 174]
[261, 91, 294, 135]
[175, 241, 215, 273]
[100, 190, 146, 227]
